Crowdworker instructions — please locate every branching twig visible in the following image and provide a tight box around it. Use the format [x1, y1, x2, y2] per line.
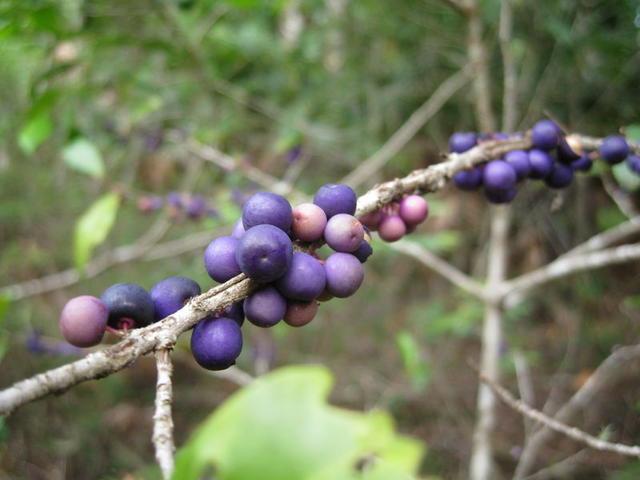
[153, 349, 175, 480]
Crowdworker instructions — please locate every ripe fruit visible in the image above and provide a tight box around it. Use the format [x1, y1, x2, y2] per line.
[324, 214, 364, 252]
[353, 241, 373, 263]
[398, 195, 428, 225]
[231, 219, 245, 239]
[545, 163, 574, 189]
[449, 132, 478, 153]
[484, 187, 517, 204]
[504, 150, 531, 180]
[284, 301, 319, 327]
[59, 296, 108, 347]
[213, 302, 245, 326]
[313, 184, 357, 218]
[600, 135, 629, 165]
[531, 119, 560, 150]
[235, 224, 293, 282]
[378, 214, 406, 242]
[325, 253, 364, 298]
[291, 203, 327, 242]
[571, 153, 593, 172]
[627, 155, 640, 174]
[241, 191, 293, 232]
[243, 286, 287, 327]
[483, 160, 517, 191]
[453, 168, 483, 190]
[528, 149, 554, 179]
[557, 138, 580, 163]
[101, 283, 155, 329]
[275, 252, 326, 301]
[204, 236, 242, 283]
[150, 276, 201, 320]
[191, 317, 243, 370]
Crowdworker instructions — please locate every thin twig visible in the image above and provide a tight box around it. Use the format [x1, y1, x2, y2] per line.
[210, 365, 255, 386]
[153, 349, 175, 479]
[565, 215, 640, 256]
[499, 0, 517, 132]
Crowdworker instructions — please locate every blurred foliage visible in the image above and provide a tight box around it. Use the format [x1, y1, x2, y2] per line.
[0, 0, 639, 478]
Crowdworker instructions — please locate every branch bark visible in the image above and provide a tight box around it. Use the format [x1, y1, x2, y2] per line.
[153, 349, 175, 479]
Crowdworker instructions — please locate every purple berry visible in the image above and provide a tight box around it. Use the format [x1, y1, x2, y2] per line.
[531, 119, 560, 150]
[398, 195, 429, 225]
[191, 317, 243, 370]
[283, 300, 318, 327]
[324, 214, 364, 253]
[204, 236, 242, 283]
[231, 219, 245, 239]
[59, 296, 108, 347]
[101, 283, 155, 329]
[235, 224, 293, 282]
[324, 253, 364, 298]
[600, 135, 630, 165]
[572, 153, 593, 172]
[484, 187, 517, 204]
[137, 196, 163, 214]
[275, 252, 326, 301]
[504, 150, 531, 180]
[627, 155, 640, 175]
[353, 241, 373, 263]
[378, 214, 406, 242]
[291, 203, 327, 242]
[556, 137, 580, 163]
[186, 195, 206, 218]
[213, 302, 245, 326]
[241, 191, 293, 232]
[243, 286, 287, 327]
[313, 183, 357, 218]
[449, 132, 478, 153]
[545, 163, 574, 189]
[150, 276, 201, 320]
[483, 160, 517, 191]
[453, 168, 483, 190]
[528, 149, 554, 179]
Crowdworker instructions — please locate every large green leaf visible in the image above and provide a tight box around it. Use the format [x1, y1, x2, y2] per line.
[172, 365, 424, 480]
[73, 192, 120, 270]
[62, 137, 105, 179]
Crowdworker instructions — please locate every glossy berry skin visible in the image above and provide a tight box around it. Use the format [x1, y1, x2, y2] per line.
[275, 252, 326, 301]
[545, 163, 574, 189]
[325, 253, 364, 298]
[284, 301, 319, 327]
[627, 155, 640, 175]
[231, 219, 245, 239]
[449, 132, 478, 153]
[572, 154, 593, 172]
[241, 191, 293, 232]
[150, 276, 201, 320]
[452, 168, 483, 190]
[213, 302, 245, 326]
[399, 195, 428, 225]
[313, 184, 357, 218]
[378, 214, 406, 242]
[236, 224, 293, 282]
[504, 150, 531, 180]
[531, 119, 560, 150]
[353, 241, 373, 263]
[528, 149, 554, 179]
[324, 214, 364, 253]
[483, 160, 516, 191]
[485, 187, 517, 204]
[101, 283, 155, 329]
[600, 136, 629, 165]
[204, 236, 242, 283]
[59, 296, 107, 347]
[191, 317, 243, 370]
[291, 203, 327, 242]
[243, 286, 286, 327]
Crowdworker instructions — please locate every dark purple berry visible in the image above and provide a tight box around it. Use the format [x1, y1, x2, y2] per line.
[275, 252, 326, 301]
[324, 214, 364, 253]
[243, 286, 286, 327]
[378, 214, 406, 242]
[627, 155, 640, 175]
[101, 283, 155, 329]
[571, 153, 593, 172]
[353, 241, 373, 263]
[283, 301, 319, 327]
[235, 224, 293, 282]
[528, 149, 554, 179]
[231, 219, 245, 239]
[399, 195, 429, 225]
[504, 150, 531, 180]
[531, 119, 560, 150]
[483, 160, 516, 191]
[453, 168, 483, 190]
[313, 184, 357, 218]
[449, 132, 478, 153]
[241, 191, 293, 232]
[191, 317, 243, 370]
[484, 187, 517, 204]
[545, 163, 574, 189]
[150, 276, 201, 320]
[291, 203, 327, 242]
[600, 135, 630, 165]
[204, 236, 242, 283]
[325, 253, 364, 298]
[556, 137, 580, 163]
[59, 296, 108, 347]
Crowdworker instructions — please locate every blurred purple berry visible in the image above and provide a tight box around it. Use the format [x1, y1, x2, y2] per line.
[449, 132, 478, 153]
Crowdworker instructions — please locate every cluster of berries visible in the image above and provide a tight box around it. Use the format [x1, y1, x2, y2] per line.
[137, 192, 218, 220]
[359, 195, 429, 242]
[450, 120, 639, 203]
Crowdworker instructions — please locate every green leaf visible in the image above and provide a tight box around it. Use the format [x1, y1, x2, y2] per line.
[18, 112, 53, 154]
[395, 330, 430, 389]
[73, 192, 120, 270]
[612, 161, 640, 192]
[624, 124, 640, 143]
[62, 138, 105, 179]
[173, 365, 424, 480]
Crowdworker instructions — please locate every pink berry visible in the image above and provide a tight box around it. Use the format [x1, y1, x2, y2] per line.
[291, 203, 327, 242]
[378, 214, 407, 242]
[59, 296, 108, 348]
[398, 195, 429, 225]
[359, 210, 383, 231]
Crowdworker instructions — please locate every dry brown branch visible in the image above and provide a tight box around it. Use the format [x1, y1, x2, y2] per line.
[153, 349, 175, 479]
